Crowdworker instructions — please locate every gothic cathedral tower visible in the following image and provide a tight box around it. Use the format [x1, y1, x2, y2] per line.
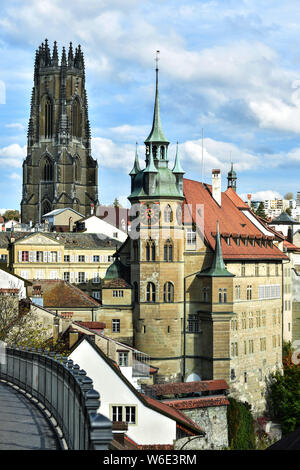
[21, 40, 98, 224]
[128, 55, 185, 382]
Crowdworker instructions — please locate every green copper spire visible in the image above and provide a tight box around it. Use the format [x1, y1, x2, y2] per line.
[144, 145, 158, 173]
[172, 142, 185, 174]
[129, 142, 141, 175]
[198, 221, 234, 277]
[145, 51, 169, 144]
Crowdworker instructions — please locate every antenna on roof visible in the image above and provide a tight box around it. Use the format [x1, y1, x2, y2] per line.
[201, 128, 204, 185]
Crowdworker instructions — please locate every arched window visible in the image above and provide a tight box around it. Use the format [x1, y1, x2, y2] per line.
[152, 145, 157, 159]
[145, 239, 155, 262]
[44, 97, 53, 138]
[42, 157, 53, 181]
[146, 282, 156, 302]
[164, 240, 173, 262]
[72, 99, 81, 138]
[164, 205, 173, 223]
[164, 282, 174, 303]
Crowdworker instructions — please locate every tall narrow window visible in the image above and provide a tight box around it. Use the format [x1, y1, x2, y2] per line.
[164, 205, 173, 223]
[164, 282, 174, 303]
[145, 239, 155, 261]
[43, 157, 53, 181]
[44, 97, 53, 138]
[74, 157, 81, 181]
[164, 240, 173, 262]
[146, 282, 156, 302]
[72, 98, 81, 138]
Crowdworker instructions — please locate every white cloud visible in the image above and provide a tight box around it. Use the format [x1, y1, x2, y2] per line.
[92, 137, 141, 172]
[0, 144, 26, 167]
[9, 172, 21, 180]
[5, 123, 25, 131]
[239, 190, 283, 201]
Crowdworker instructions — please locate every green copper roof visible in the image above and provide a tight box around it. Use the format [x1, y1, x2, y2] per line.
[104, 258, 126, 280]
[129, 142, 141, 176]
[144, 146, 158, 173]
[198, 222, 234, 277]
[227, 162, 237, 178]
[144, 67, 169, 144]
[271, 212, 298, 224]
[172, 142, 185, 174]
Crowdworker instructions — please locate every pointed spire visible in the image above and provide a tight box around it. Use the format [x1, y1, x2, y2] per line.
[52, 41, 59, 66]
[145, 51, 169, 144]
[144, 145, 158, 173]
[68, 42, 74, 67]
[61, 46, 67, 67]
[129, 142, 141, 175]
[172, 142, 184, 174]
[44, 38, 51, 66]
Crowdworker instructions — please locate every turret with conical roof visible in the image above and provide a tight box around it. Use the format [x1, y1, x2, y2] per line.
[198, 222, 234, 277]
[227, 162, 237, 192]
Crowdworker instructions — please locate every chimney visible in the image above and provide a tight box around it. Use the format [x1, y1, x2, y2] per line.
[69, 217, 73, 232]
[247, 194, 252, 208]
[90, 203, 94, 216]
[53, 316, 60, 344]
[212, 169, 221, 206]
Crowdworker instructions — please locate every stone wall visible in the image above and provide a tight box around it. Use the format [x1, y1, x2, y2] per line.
[174, 405, 228, 450]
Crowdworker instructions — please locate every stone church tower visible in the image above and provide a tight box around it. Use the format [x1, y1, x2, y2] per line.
[21, 40, 98, 224]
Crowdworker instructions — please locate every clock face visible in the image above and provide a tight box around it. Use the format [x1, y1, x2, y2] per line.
[140, 202, 160, 225]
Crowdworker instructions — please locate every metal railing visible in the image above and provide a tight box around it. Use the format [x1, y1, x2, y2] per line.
[0, 345, 112, 450]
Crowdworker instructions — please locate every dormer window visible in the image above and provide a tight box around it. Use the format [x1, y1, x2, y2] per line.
[226, 237, 230, 245]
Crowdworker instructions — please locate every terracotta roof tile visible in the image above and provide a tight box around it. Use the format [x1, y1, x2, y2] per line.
[183, 179, 288, 261]
[165, 397, 230, 409]
[29, 280, 100, 308]
[150, 380, 229, 396]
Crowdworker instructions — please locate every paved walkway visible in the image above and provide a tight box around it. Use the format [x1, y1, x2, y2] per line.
[0, 381, 60, 450]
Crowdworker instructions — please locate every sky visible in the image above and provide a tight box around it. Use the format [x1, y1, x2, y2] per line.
[1, 0, 300, 211]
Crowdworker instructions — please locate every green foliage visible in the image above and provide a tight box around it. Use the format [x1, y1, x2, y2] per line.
[284, 192, 293, 200]
[285, 207, 292, 216]
[255, 202, 267, 220]
[2, 209, 20, 222]
[227, 398, 256, 450]
[268, 366, 300, 435]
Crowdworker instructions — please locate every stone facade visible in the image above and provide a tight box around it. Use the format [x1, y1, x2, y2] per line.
[21, 40, 98, 224]
[174, 405, 228, 450]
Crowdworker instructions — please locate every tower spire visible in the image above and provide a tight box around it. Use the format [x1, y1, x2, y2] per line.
[198, 221, 234, 277]
[145, 51, 169, 145]
[129, 142, 141, 175]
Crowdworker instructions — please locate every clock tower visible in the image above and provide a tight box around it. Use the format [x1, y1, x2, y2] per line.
[128, 54, 185, 382]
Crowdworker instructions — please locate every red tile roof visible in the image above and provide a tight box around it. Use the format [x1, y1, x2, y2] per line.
[143, 395, 203, 435]
[283, 240, 300, 251]
[165, 397, 230, 409]
[76, 321, 106, 330]
[150, 380, 229, 396]
[29, 280, 101, 308]
[183, 179, 288, 261]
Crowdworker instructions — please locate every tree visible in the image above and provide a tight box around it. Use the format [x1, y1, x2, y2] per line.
[285, 207, 292, 216]
[255, 202, 267, 219]
[227, 398, 256, 449]
[113, 198, 121, 208]
[2, 210, 20, 222]
[0, 295, 49, 348]
[268, 365, 300, 435]
[284, 192, 293, 200]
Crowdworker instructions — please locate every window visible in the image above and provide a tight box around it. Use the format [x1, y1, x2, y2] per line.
[188, 314, 200, 333]
[93, 255, 99, 262]
[0, 254, 7, 262]
[186, 228, 196, 246]
[92, 291, 101, 300]
[275, 264, 279, 276]
[255, 263, 259, 277]
[202, 287, 209, 302]
[146, 282, 156, 302]
[249, 339, 254, 354]
[164, 282, 174, 303]
[50, 251, 57, 262]
[241, 262, 245, 276]
[78, 255, 85, 262]
[235, 285, 240, 300]
[164, 205, 173, 223]
[118, 352, 129, 367]
[247, 285, 252, 300]
[64, 272, 70, 282]
[258, 284, 280, 299]
[241, 312, 246, 329]
[21, 251, 29, 262]
[112, 406, 123, 422]
[64, 255, 70, 262]
[44, 97, 53, 138]
[266, 264, 270, 277]
[35, 270, 44, 280]
[164, 240, 173, 262]
[111, 405, 136, 424]
[231, 342, 238, 357]
[249, 311, 253, 328]
[112, 319, 120, 333]
[260, 338, 266, 351]
[219, 288, 227, 303]
[78, 272, 85, 283]
[72, 99, 81, 138]
[36, 251, 43, 262]
[113, 290, 124, 297]
[50, 271, 58, 280]
[145, 239, 156, 261]
[256, 311, 261, 328]
[42, 157, 53, 181]
[244, 372, 247, 383]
